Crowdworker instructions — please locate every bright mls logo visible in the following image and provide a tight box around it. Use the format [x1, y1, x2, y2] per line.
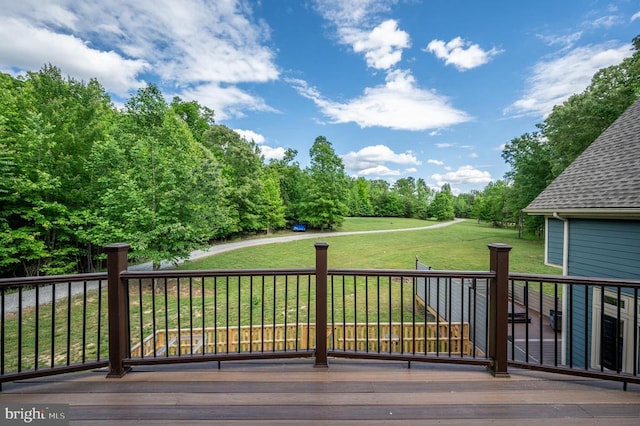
[2, 405, 68, 425]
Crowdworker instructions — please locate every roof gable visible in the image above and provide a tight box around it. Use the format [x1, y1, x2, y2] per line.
[525, 97, 640, 215]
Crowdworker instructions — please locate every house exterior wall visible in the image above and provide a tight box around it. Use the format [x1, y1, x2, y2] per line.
[546, 217, 564, 267]
[567, 219, 640, 279]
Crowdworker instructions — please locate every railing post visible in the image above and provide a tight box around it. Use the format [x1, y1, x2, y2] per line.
[314, 242, 329, 368]
[488, 243, 512, 377]
[106, 243, 131, 378]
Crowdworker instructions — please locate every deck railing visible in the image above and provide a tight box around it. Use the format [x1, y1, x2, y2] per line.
[506, 273, 640, 388]
[1, 241, 639, 389]
[0, 273, 109, 384]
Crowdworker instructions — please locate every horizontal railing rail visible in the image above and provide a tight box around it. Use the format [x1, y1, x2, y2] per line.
[506, 272, 640, 387]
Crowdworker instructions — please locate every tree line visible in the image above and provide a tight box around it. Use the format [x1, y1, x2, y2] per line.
[2, 35, 637, 276]
[0, 66, 458, 277]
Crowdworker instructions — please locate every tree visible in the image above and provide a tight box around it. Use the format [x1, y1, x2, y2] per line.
[0, 67, 115, 275]
[414, 178, 433, 219]
[302, 136, 349, 230]
[347, 177, 374, 217]
[260, 168, 286, 233]
[393, 177, 418, 218]
[170, 97, 215, 143]
[88, 85, 228, 269]
[501, 132, 551, 236]
[453, 192, 476, 219]
[266, 148, 306, 223]
[429, 184, 455, 221]
[473, 181, 511, 226]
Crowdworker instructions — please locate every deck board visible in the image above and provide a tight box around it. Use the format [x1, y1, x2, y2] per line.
[1, 359, 638, 425]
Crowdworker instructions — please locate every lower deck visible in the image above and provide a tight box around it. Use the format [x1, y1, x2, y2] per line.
[1, 359, 639, 425]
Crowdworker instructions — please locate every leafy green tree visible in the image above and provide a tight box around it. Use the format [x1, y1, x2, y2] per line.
[0, 67, 115, 275]
[88, 85, 227, 268]
[473, 180, 511, 226]
[302, 136, 349, 230]
[502, 132, 551, 235]
[393, 177, 418, 217]
[260, 168, 286, 233]
[266, 148, 307, 223]
[453, 192, 476, 219]
[203, 125, 265, 234]
[347, 177, 374, 216]
[414, 178, 433, 219]
[429, 184, 455, 221]
[170, 97, 215, 143]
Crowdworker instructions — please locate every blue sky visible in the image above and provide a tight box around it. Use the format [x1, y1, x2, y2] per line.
[1, 1, 638, 193]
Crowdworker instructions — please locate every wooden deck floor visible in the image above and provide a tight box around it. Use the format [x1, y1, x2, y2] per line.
[1, 359, 639, 425]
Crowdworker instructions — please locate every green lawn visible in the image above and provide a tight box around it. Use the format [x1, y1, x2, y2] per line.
[182, 219, 560, 275]
[336, 217, 439, 232]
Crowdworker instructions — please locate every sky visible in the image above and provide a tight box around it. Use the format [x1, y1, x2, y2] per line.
[1, 0, 638, 194]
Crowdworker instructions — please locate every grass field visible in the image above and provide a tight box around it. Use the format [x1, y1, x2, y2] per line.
[182, 219, 560, 275]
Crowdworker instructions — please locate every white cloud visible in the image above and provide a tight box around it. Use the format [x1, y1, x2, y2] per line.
[425, 37, 502, 71]
[232, 128, 285, 161]
[431, 165, 492, 187]
[632, 12, 640, 22]
[427, 159, 444, 166]
[178, 82, 276, 121]
[287, 69, 470, 130]
[536, 32, 583, 48]
[342, 144, 421, 170]
[233, 129, 266, 144]
[405, 167, 417, 173]
[0, 0, 278, 117]
[436, 143, 454, 148]
[507, 42, 632, 118]
[259, 145, 286, 161]
[346, 19, 410, 70]
[0, 17, 148, 96]
[356, 165, 402, 177]
[313, 1, 409, 70]
[587, 15, 621, 29]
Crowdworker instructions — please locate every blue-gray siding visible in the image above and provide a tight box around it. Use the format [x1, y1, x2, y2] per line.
[559, 219, 640, 367]
[547, 218, 564, 266]
[568, 219, 640, 279]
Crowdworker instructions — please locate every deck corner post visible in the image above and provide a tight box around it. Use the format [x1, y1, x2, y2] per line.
[488, 243, 512, 378]
[106, 243, 132, 378]
[314, 242, 329, 368]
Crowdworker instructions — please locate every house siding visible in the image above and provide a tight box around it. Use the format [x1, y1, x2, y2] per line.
[565, 219, 640, 367]
[568, 219, 640, 279]
[547, 218, 564, 266]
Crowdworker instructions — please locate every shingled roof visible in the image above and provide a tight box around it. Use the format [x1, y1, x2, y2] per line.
[525, 97, 640, 217]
